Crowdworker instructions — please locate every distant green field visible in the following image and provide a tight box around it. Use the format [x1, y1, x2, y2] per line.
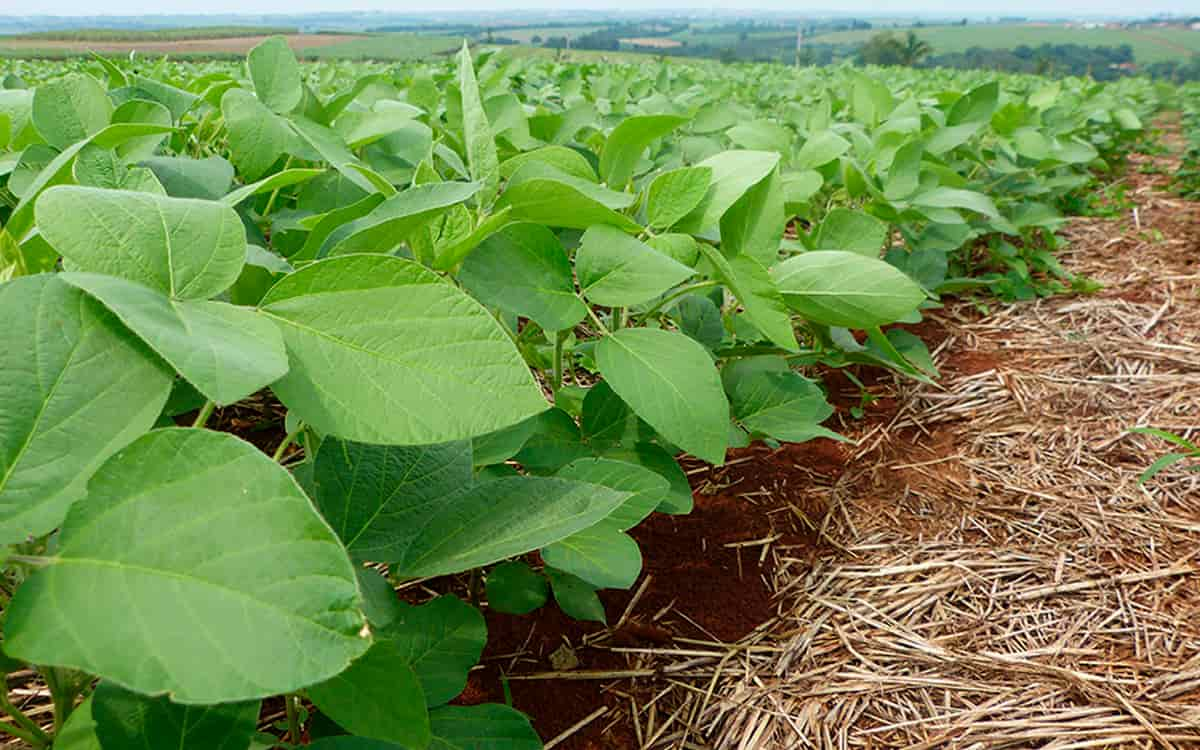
[809, 24, 1200, 65]
[2, 26, 296, 42]
[489, 26, 603, 44]
[302, 33, 462, 60]
[668, 28, 795, 47]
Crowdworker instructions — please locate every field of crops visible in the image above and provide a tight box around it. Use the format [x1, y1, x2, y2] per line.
[0, 38, 1179, 749]
[811, 23, 1200, 65]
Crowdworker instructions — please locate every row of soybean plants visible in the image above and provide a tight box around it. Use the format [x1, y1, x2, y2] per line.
[0, 39, 1158, 749]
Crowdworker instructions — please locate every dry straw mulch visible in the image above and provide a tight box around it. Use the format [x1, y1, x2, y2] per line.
[633, 134, 1200, 749]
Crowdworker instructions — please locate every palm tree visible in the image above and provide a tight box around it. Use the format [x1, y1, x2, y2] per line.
[898, 31, 932, 66]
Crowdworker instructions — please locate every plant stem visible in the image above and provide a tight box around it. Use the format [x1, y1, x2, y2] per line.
[285, 694, 302, 743]
[262, 157, 294, 217]
[552, 330, 566, 391]
[272, 425, 304, 463]
[192, 401, 216, 429]
[0, 688, 50, 746]
[40, 667, 74, 734]
[584, 305, 610, 336]
[641, 280, 720, 320]
[0, 717, 46, 747]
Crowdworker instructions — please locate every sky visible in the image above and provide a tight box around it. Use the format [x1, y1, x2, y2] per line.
[1, 0, 1196, 17]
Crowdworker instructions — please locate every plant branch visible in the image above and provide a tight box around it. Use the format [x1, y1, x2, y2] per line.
[192, 401, 216, 429]
[552, 330, 566, 391]
[641, 280, 720, 320]
[285, 694, 302, 743]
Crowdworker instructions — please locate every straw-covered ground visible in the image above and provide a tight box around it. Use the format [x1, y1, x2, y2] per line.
[605, 123, 1200, 750]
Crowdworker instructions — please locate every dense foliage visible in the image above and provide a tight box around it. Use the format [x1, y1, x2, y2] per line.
[0, 40, 1159, 748]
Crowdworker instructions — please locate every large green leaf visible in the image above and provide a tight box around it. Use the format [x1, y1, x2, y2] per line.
[814, 208, 888, 257]
[555, 457, 668, 531]
[36, 186, 247, 300]
[723, 357, 843, 443]
[429, 704, 541, 750]
[259, 255, 546, 445]
[458, 222, 586, 332]
[313, 438, 473, 562]
[32, 73, 112, 150]
[220, 88, 292, 181]
[248, 36, 303, 114]
[61, 273, 287, 406]
[92, 682, 260, 750]
[595, 328, 729, 464]
[496, 164, 640, 232]
[141, 155, 235, 200]
[695, 243, 796, 351]
[321, 181, 480, 257]
[542, 525, 641, 590]
[3, 429, 368, 703]
[675, 150, 779, 235]
[600, 114, 687, 188]
[795, 129, 850, 170]
[545, 568, 606, 624]
[485, 562, 548, 615]
[457, 43, 499, 206]
[307, 641, 430, 747]
[772, 250, 925, 329]
[576, 224, 693, 307]
[0, 275, 172, 545]
[387, 474, 630, 579]
[720, 165, 784, 266]
[378, 596, 486, 707]
[646, 166, 711, 230]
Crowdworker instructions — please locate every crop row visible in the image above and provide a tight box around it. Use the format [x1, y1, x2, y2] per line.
[0, 40, 1160, 748]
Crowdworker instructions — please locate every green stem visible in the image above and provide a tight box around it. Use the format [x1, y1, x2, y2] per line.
[192, 401, 216, 429]
[0, 717, 46, 747]
[262, 157, 294, 218]
[552, 330, 565, 391]
[0, 688, 50, 746]
[285, 694, 302, 743]
[641, 280, 720, 320]
[272, 425, 304, 463]
[584, 305, 610, 336]
[40, 668, 73, 734]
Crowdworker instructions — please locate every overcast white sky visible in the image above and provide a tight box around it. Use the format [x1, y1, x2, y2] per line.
[0, 0, 1195, 17]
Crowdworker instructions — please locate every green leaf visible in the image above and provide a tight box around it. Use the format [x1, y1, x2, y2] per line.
[646, 166, 711, 230]
[458, 43, 500, 206]
[911, 187, 1000, 220]
[1140, 453, 1193, 483]
[221, 167, 324, 206]
[260, 255, 546, 445]
[542, 525, 641, 590]
[723, 357, 843, 444]
[555, 457, 668, 531]
[695, 244, 796, 351]
[248, 36, 303, 114]
[221, 88, 292, 181]
[580, 382, 643, 452]
[600, 114, 687, 188]
[577, 224, 694, 307]
[37, 186, 247, 300]
[471, 415, 539, 467]
[4, 429, 368, 703]
[307, 641, 430, 747]
[676, 150, 779, 236]
[596, 328, 729, 465]
[512, 408, 591, 474]
[458, 222, 587, 332]
[545, 568, 606, 624]
[719, 165, 784, 266]
[0, 275, 172, 545]
[378, 595, 486, 706]
[795, 130, 850, 170]
[486, 562, 548, 615]
[52, 696, 101, 750]
[497, 165, 641, 232]
[500, 146, 596, 182]
[289, 117, 377, 194]
[92, 681, 260, 750]
[433, 206, 514, 271]
[141, 155, 235, 200]
[772, 250, 925, 329]
[356, 566, 401, 630]
[321, 181, 481, 257]
[32, 73, 112, 150]
[600, 443, 693, 515]
[387, 475, 630, 579]
[61, 273, 287, 406]
[312, 438, 473, 562]
[814, 208, 888, 257]
[429, 704, 540, 750]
